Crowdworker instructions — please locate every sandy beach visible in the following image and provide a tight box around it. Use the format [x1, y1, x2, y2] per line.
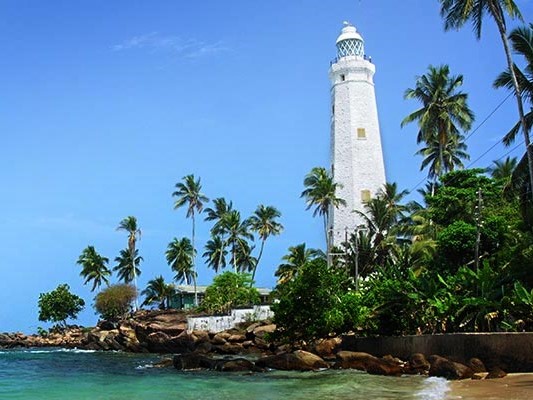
[447, 374, 533, 400]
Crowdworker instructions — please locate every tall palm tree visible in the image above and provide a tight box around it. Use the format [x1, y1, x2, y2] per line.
[248, 205, 284, 281]
[439, 0, 533, 196]
[113, 248, 143, 284]
[275, 243, 325, 284]
[204, 197, 233, 268]
[172, 174, 209, 306]
[301, 166, 346, 246]
[220, 210, 254, 272]
[234, 240, 258, 274]
[416, 133, 470, 179]
[76, 246, 111, 292]
[402, 65, 474, 180]
[141, 276, 176, 310]
[202, 235, 228, 273]
[166, 237, 195, 287]
[116, 216, 141, 309]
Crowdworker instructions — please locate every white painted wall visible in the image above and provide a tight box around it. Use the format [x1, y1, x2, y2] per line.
[187, 305, 274, 333]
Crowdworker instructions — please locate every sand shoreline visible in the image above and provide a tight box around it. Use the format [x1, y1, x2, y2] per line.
[447, 373, 533, 399]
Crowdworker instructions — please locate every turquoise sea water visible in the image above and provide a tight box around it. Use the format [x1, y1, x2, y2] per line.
[0, 348, 449, 400]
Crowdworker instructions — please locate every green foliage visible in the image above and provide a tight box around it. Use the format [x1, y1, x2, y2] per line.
[200, 272, 260, 314]
[37, 284, 85, 326]
[94, 284, 137, 321]
[272, 258, 359, 341]
[437, 220, 477, 267]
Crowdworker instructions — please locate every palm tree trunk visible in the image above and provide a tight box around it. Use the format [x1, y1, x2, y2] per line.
[192, 213, 198, 307]
[490, 4, 533, 199]
[131, 242, 139, 312]
[251, 239, 265, 283]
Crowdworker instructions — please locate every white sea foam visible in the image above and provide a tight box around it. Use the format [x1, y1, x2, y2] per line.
[22, 348, 97, 354]
[415, 377, 451, 400]
[135, 364, 154, 370]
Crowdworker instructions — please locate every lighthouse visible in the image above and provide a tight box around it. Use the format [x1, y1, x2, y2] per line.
[328, 22, 386, 246]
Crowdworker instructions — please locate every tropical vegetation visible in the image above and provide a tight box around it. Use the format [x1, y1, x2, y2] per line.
[37, 284, 85, 327]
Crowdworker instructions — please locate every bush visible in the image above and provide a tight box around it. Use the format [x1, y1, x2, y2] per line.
[94, 284, 137, 321]
[201, 272, 260, 314]
[271, 258, 357, 342]
[38, 284, 85, 327]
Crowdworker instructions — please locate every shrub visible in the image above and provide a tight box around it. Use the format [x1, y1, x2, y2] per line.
[201, 272, 260, 314]
[37, 284, 85, 327]
[94, 284, 137, 321]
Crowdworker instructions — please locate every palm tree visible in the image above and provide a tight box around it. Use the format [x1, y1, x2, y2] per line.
[234, 240, 258, 274]
[76, 246, 111, 292]
[204, 197, 233, 268]
[172, 174, 209, 306]
[220, 210, 254, 272]
[141, 276, 176, 310]
[416, 133, 470, 179]
[166, 237, 195, 287]
[248, 205, 284, 281]
[114, 248, 143, 284]
[439, 0, 533, 196]
[116, 216, 141, 309]
[402, 65, 474, 180]
[202, 235, 228, 273]
[275, 243, 325, 284]
[489, 156, 518, 181]
[301, 166, 346, 246]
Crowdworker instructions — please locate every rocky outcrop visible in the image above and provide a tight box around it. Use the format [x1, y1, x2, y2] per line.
[428, 355, 474, 380]
[333, 351, 404, 376]
[255, 350, 329, 371]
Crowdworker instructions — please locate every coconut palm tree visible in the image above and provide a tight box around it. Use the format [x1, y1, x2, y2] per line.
[172, 174, 209, 306]
[416, 133, 470, 180]
[275, 243, 325, 284]
[402, 65, 474, 179]
[439, 0, 533, 196]
[489, 156, 518, 181]
[202, 235, 228, 273]
[220, 210, 254, 272]
[166, 237, 195, 287]
[116, 216, 141, 309]
[141, 276, 176, 310]
[113, 248, 143, 284]
[248, 205, 284, 281]
[76, 246, 111, 292]
[301, 166, 346, 247]
[234, 240, 257, 274]
[204, 197, 233, 268]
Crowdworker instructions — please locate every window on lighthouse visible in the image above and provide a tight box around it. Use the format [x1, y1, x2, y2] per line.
[361, 190, 371, 203]
[357, 128, 366, 139]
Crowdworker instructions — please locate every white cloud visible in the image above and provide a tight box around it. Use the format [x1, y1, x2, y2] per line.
[112, 32, 229, 59]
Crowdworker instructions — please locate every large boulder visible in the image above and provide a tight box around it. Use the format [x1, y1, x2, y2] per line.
[428, 355, 473, 380]
[253, 324, 276, 339]
[313, 338, 342, 358]
[173, 353, 217, 370]
[255, 350, 328, 371]
[216, 358, 262, 372]
[334, 351, 404, 376]
[486, 367, 507, 379]
[407, 353, 430, 375]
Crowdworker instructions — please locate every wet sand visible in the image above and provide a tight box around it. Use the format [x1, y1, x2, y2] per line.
[447, 373, 533, 399]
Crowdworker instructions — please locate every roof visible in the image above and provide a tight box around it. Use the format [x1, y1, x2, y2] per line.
[174, 284, 272, 296]
[336, 23, 363, 44]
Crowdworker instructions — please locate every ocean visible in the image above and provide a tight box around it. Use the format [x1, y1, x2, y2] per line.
[0, 348, 450, 399]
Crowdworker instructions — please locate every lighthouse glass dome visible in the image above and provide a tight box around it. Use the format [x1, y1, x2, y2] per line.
[336, 24, 364, 58]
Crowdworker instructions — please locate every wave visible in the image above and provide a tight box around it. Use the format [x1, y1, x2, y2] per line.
[415, 376, 450, 400]
[135, 364, 154, 370]
[0, 348, 97, 354]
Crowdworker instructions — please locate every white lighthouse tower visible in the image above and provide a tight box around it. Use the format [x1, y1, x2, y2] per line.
[328, 22, 386, 246]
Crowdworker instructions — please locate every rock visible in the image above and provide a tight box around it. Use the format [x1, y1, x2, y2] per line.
[486, 367, 507, 379]
[192, 330, 210, 343]
[428, 355, 473, 380]
[153, 358, 174, 368]
[334, 351, 404, 376]
[211, 334, 227, 345]
[472, 373, 487, 380]
[246, 322, 261, 334]
[408, 353, 430, 375]
[213, 343, 244, 355]
[468, 358, 487, 373]
[216, 358, 260, 372]
[194, 341, 213, 354]
[313, 337, 342, 358]
[228, 334, 246, 343]
[255, 350, 329, 371]
[144, 332, 174, 353]
[173, 353, 217, 370]
[253, 324, 276, 339]
[98, 320, 118, 330]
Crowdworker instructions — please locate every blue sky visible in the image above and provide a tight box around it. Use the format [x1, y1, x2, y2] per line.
[1, 0, 531, 333]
